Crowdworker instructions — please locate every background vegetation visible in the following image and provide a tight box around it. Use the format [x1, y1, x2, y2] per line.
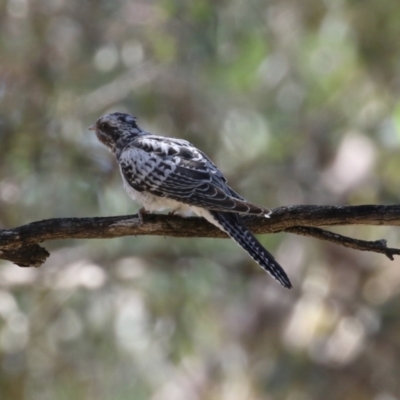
[1, 0, 400, 399]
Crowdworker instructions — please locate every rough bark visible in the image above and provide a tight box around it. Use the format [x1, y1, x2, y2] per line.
[1, 205, 400, 268]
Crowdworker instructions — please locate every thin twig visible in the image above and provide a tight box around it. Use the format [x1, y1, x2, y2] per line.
[285, 226, 400, 260]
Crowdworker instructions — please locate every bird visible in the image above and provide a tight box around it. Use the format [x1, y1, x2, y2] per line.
[89, 112, 292, 288]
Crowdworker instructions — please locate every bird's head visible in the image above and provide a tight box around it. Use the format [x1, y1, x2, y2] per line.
[89, 112, 144, 152]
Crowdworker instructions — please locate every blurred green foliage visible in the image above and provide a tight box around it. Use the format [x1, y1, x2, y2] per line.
[1, 0, 400, 399]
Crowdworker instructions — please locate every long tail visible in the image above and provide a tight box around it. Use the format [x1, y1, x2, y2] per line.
[209, 211, 292, 289]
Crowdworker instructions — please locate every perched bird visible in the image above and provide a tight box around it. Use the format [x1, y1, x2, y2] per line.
[89, 112, 291, 288]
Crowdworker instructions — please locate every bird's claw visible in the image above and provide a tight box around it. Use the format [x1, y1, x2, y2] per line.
[137, 207, 148, 225]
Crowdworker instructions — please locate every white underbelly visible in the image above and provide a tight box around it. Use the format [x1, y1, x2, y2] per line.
[122, 178, 193, 215]
[121, 176, 225, 231]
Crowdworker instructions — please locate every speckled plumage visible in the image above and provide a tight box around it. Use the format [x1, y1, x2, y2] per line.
[90, 112, 291, 288]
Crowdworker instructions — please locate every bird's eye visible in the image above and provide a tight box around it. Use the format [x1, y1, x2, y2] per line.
[99, 122, 108, 131]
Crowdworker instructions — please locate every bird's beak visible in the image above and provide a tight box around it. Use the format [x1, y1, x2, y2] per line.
[88, 124, 96, 131]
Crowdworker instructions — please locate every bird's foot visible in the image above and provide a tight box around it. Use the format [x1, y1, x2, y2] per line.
[168, 210, 177, 216]
[137, 207, 148, 225]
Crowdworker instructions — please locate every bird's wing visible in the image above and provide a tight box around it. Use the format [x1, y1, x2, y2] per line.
[118, 135, 270, 216]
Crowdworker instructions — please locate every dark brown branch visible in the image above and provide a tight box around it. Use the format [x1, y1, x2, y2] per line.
[1, 204, 400, 268]
[285, 226, 400, 260]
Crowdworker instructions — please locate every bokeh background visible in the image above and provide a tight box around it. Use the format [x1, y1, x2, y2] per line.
[1, 0, 400, 399]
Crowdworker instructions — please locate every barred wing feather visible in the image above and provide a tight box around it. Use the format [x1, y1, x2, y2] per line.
[118, 137, 270, 216]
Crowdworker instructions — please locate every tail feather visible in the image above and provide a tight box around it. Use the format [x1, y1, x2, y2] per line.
[210, 211, 292, 289]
